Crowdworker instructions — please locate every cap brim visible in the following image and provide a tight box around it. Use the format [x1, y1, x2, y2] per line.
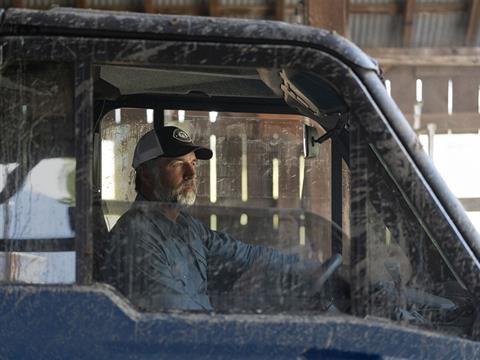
[165, 144, 212, 160]
[194, 147, 213, 160]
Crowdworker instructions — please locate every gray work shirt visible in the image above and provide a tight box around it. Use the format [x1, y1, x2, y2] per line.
[103, 197, 319, 312]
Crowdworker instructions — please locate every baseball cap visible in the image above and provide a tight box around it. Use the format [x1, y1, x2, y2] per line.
[132, 126, 213, 169]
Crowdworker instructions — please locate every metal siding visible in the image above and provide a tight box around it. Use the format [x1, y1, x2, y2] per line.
[20, 0, 73, 7]
[83, 0, 142, 8]
[350, 0, 399, 4]
[416, 0, 465, 4]
[412, 12, 467, 47]
[349, 13, 402, 47]
[219, 0, 271, 5]
[155, 0, 200, 5]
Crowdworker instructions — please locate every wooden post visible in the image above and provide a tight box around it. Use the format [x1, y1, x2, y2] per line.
[467, 0, 480, 46]
[306, 0, 348, 37]
[144, 0, 154, 13]
[275, 0, 285, 21]
[209, 0, 220, 17]
[403, 0, 416, 47]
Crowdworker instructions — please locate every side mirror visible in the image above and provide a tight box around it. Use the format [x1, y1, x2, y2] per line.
[303, 125, 319, 158]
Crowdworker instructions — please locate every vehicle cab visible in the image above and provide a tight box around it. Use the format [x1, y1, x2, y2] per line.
[1, 7, 480, 358]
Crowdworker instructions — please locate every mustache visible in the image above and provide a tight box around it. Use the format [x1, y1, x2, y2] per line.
[179, 179, 197, 190]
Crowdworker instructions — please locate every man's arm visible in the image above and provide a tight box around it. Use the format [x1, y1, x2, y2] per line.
[198, 219, 320, 278]
[197, 219, 343, 312]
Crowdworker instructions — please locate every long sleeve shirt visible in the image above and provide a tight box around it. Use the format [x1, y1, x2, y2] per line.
[103, 198, 320, 312]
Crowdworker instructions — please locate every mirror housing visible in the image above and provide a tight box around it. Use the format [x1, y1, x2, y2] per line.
[303, 125, 319, 158]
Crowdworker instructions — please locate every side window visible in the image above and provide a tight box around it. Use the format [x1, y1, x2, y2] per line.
[350, 131, 475, 336]
[0, 62, 75, 283]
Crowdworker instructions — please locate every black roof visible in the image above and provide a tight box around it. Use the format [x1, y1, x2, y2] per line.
[0, 7, 378, 73]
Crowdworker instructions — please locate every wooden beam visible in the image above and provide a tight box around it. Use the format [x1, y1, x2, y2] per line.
[349, 3, 399, 14]
[350, 2, 465, 14]
[403, 0, 416, 47]
[466, 0, 480, 45]
[275, 0, 286, 21]
[403, 112, 480, 133]
[414, 65, 480, 77]
[365, 47, 480, 66]
[417, 3, 466, 13]
[459, 198, 480, 212]
[307, 0, 348, 37]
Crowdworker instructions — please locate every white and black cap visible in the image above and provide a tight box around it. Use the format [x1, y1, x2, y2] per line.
[132, 127, 213, 169]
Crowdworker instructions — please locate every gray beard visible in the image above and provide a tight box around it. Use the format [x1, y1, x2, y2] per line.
[152, 180, 197, 208]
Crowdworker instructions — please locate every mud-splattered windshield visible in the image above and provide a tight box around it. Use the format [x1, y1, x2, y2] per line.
[96, 104, 474, 339]
[97, 109, 345, 314]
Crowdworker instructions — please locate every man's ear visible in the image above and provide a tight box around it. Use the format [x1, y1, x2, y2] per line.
[137, 164, 153, 187]
[140, 166, 154, 186]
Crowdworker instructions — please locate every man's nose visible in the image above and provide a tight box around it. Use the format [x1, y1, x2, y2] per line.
[183, 163, 196, 179]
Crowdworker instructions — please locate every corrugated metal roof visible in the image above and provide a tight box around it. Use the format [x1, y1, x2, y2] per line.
[84, 0, 142, 8]
[412, 12, 467, 47]
[219, 0, 272, 5]
[350, 0, 399, 4]
[416, 0, 464, 4]
[224, 13, 264, 19]
[349, 2, 469, 48]
[152, 0, 202, 5]
[349, 13, 403, 47]
[20, 0, 73, 7]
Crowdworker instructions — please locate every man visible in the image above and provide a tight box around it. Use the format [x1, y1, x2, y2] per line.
[103, 126, 333, 312]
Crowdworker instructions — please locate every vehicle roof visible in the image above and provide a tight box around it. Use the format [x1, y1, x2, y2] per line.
[0, 7, 378, 72]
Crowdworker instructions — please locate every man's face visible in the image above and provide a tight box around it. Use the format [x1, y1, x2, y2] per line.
[146, 151, 198, 207]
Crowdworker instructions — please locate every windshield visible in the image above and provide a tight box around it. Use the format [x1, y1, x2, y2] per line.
[88, 57, 478, 339]
[95, 104, 474, 338]
[98, 108, 345, 313]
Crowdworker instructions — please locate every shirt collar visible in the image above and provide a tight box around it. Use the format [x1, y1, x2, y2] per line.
[134, 193, 189, 231]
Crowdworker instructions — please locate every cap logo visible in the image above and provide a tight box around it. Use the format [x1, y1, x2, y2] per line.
[173, 128, 192, 143]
